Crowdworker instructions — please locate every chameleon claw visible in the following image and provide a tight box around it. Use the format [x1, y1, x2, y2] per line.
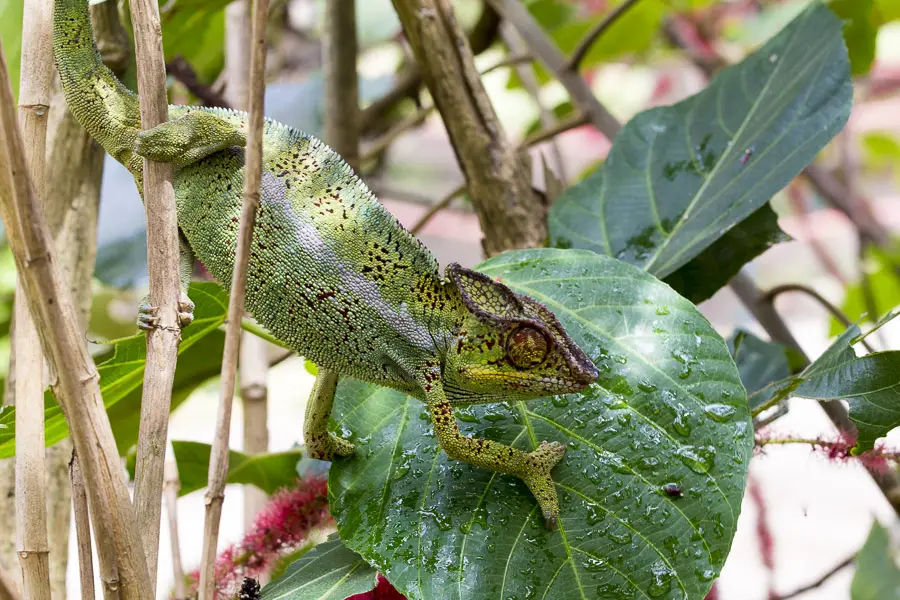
[522, 440, 566, 530]
[178, 292, 195, 328]
[137, 303, 159, 330]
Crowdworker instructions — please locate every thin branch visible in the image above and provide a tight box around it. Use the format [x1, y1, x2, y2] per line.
[69, 453, 95, 600]
[503, 23, 566, 183]
[522, 112, 589, 147]
[484, 0, 622, 141]
[163, 462, 186, 600]
[361, 104, 432, 165]
[480, 51, 534, 76]
[323, 0, 360, 169]
[198, 0, 269, 593]
[167, 55, 231, 108]
[14, 0, 55, 595]
[0, 41, 152, 600]
[771, 554, 856, 600]
[410, 184, 466, 235]
[129, 0, 185, 585]
[729, 270, 900, 515]
[566, 0, 643, 71]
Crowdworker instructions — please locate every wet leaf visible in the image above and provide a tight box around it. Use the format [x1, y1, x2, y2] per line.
[260, 534, 377, 600]
[548, 3, 851, 290]
[729, 330, 803, 412]
[329, 249, 752, 600]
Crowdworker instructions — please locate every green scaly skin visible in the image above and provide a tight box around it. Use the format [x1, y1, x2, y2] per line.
[53, 0, 599, 526]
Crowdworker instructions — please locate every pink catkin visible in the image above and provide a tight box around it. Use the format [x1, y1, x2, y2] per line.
[184, 475, 331, 598]
[747, 475, 776, 600]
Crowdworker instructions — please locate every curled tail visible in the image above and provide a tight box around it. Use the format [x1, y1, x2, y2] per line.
[53, 0, 141, 169]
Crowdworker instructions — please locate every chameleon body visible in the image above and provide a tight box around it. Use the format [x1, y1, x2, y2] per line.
[53, 0, 598, 525]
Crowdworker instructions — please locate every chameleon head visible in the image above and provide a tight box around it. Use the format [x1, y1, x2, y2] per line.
[442, 264, 599, 402]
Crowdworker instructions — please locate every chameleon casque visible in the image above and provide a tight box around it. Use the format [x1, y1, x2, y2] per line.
[53, 0, 599, 525]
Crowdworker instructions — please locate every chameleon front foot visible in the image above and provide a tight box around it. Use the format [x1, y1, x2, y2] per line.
[137, 292, 195, 331]
[305, 432, 355, 461]
[521, 440, 567, 529]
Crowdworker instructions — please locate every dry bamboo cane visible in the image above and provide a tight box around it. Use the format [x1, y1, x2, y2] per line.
[197, 0, 270, 594]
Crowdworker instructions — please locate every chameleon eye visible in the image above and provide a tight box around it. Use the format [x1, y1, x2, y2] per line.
[506, 326, 549, 369]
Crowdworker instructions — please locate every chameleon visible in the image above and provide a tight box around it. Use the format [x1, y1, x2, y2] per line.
[52, 0, 599, 526]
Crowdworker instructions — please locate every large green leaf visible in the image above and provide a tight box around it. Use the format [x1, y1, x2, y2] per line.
[329, 249, 752, 600]
[260, 534, 378, 600]
[0, 282, 228, 457]
[851, 522, 900, 600]
[172, 440, 304, 496]
[547, 3, 851, 286]
[793, 324, 900, 452]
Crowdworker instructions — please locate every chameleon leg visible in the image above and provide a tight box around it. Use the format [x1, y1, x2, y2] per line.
[428, 399, 566, 528]
[304, 367, 355, 460]
[137, 234, 196, 330]
[133, 110, 246, 167]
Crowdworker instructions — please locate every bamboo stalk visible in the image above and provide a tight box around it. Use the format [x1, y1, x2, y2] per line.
[128, 0, 184, 588]
[198, 0, 270, 593]
[14, 0, 56, 596]
[240, 334, 270, 531]
[163, 462, 187, 600]
[69, 454, 96, 600]
[0, 40, 152, 600]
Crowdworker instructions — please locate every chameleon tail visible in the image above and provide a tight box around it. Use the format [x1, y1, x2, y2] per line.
[52, 0, 142, 169]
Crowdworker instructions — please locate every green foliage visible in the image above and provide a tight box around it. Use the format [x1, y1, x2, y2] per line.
[260, 534, 377, 600]
[171, 440, 304, 496]
[793, 318, 900, 451]
[548, 3, 851, 303]
[329, 249, 752, 600]
[831, 245, 900, 337]
[851, 522, 900, 600]
[830, 0, 878, 75]
[0, 282, 228, 457]
[862, 132, 900, 175]
[0, 0, 23, 100]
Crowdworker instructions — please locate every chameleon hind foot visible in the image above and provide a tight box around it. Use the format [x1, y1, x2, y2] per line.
[137, 292, 195, 331]
[521, 440, 567, 529]
[305, 432, 355, 461]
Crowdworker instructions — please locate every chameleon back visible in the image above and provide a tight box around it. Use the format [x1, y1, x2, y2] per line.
[171, 107, 450, 391]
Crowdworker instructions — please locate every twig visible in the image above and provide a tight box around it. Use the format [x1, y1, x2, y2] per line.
[566, 0, 643, 71]
[761, 283, 875, 352]
[0, 564, 21, 600]
[69, 453, 95, 600]
[361, 104, 432, 165]
[163, 462, 187, 600]
[198, 0, 269, 593]
[484, 0, 621, 141]
[480, 51, 534, 76]
[14, 0, 54, 596]
[410, 184, 466, 235]
[391, 0, 547, 256]
[522, 112, 589, 147]
[167, 55, 231, 108]
[0, 41, 152, 600]
[771, 553, 856, 600]
[503, 23, 566, 183]
[729, 270, 900, 515]
[129, 0, 185, 586]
